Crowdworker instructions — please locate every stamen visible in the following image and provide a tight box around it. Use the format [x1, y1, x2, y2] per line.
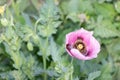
[73, 39, 87, 55]
[77, 44, 84, 50]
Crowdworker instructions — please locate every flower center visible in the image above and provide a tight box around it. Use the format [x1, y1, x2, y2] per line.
[73, 39, 87, 55]
[77, 43, 84, 50]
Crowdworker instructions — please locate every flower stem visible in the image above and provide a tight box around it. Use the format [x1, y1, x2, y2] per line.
[42, 38, 48, 80]
[70, 72, 73, 80]
[70, 58, 73, 80]
[71, 57, 73, 65]
[43, 55, 47, 80]
[34, 18, 42, 33]
[82, 60, 85, 67]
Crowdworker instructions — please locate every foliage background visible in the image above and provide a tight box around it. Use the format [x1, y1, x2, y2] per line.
[0, 0, 120, 80]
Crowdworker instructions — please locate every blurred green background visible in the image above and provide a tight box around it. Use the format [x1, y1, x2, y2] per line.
[0, 0, 120, 80]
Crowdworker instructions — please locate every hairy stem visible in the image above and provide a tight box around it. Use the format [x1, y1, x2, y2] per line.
[42, 38, 48, 80]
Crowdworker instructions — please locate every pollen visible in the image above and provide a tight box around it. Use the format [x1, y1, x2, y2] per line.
[73, 39, 87, 54]
[77, 44, 84, 50]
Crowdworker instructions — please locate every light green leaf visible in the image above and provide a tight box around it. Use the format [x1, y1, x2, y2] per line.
[87, 71, 101, 80]
[114, 1, 120, 13]
[37, 0, 60, 37]
[106, 38, 120, 61]
[94, 26, 119, 38]
[11, 70, 26, 80]
[94, 20, 120, 38]
[66, 13, 80, 23]
[39, 0, 60, 21]
[60, 0, 94, 14]
[97, 63, 113, 80]
[22, 55, 35, 79]
[94, 3, 116, 20]
[12, 52, 24, 69]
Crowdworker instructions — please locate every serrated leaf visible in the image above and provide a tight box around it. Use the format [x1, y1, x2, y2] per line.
[12, 53, 23, 69]
[17, 0, 29, 12]
[0, 71, 14, 80]
[49, 37, 59, 62]
[12, 70, 26, 80]
[95, 27, 119, 38]
[107, 38, 120, 54]
[39, 0, 60, 21]
[79, 61, 101, 75]
[37, 0, 60, 37]
[60, 0, 94, 14]
[56, 28, 73, 45]
[22, 55, 35, 79]
[67, 0, 79, 13]
[113, 64, 120, 80]
[94, 26, 119, 38]
[12, 0, 29, 14]
[94, 3, 116, 20]
[37, 25, 56, 37]
[95, 47, 108, 63]
[37, 21, 59, 37]
[5, 26, 15, 40]
[94, 20, 120, 38]
[52, 21, 62, 28]
[97, 63, 112, 80]
[106, 38, 120, 61]
[66, 13, 80, 23]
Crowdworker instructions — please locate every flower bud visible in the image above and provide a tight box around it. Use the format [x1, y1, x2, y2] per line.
[0, 18, 8, 27]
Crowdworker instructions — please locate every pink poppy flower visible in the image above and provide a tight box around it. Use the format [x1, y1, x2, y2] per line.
[65, 28, 100, 60]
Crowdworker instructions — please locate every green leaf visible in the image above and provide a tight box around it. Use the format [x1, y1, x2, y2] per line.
[87, 71, 101, 80]
[94, 3, 116, 20]
[37, 0, 61, 37]
[48, 37, 60, 62]
[22, 13, 33, 27]
[79, 61, 101, 75]
[94, 20, 120, 38]
[12, 0, 29, 14]
[11, 70, 26, 80]
[19, 26, 34, 41]
[39, 0, 60, 21]
[17, 0, 30, 12]
[60, 0, 94, 23]
[0, 71, 14, 80]
[60, 0, 79, 14]
[93, 47, 108, 63]
[22, 55, 35, 79]
[0, 0, 7, 5]
[37, 21, 61, 37]
[67, 0, 79, 13]
[30, 0, 42, 10]
[66, 13, 80, 23]
[94, 26, 119, 38]
[12, 52, 24, 69]
[87, 16, 103, 29]
[60, 0, 94, 14]
[114, 1, 120, 13]
[97, 63, 113, 80]
[56, 28, 73, 45]
[113, 64, 120, 80]
[106, 38, 120, 61]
